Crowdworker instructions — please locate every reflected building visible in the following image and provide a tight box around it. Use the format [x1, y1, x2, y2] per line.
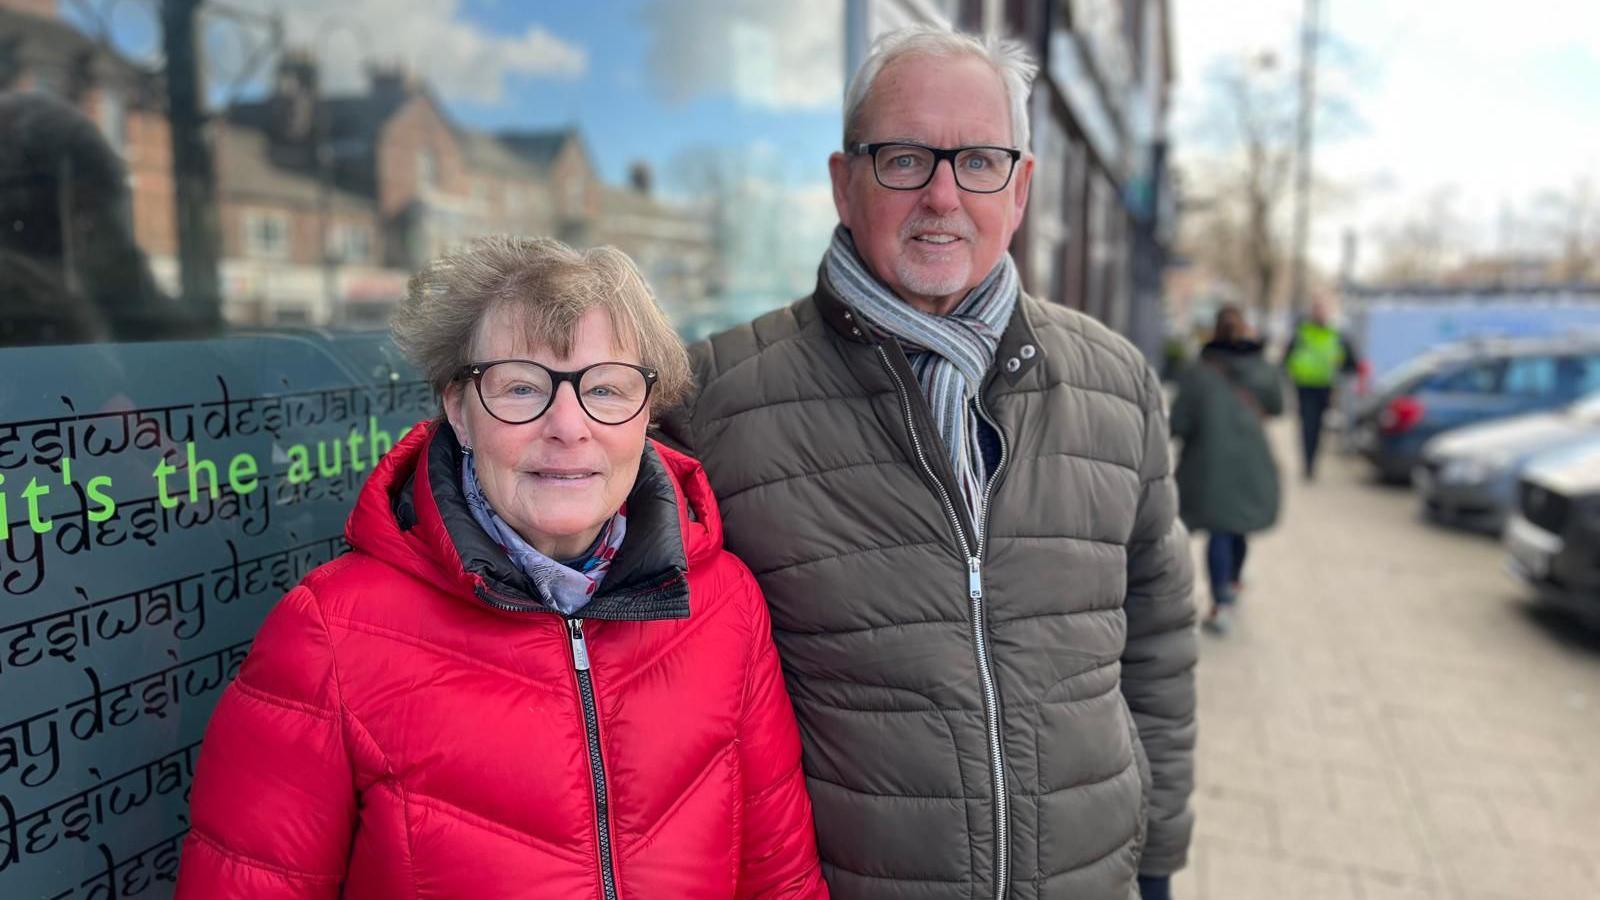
[222, 61, 585, 327]
[4, 0, 1176, 352]
[594, 162, 717, 332]
[0, 0, 178, 291]
[0, 2, 200, 344]
[1, 0, 718, 332]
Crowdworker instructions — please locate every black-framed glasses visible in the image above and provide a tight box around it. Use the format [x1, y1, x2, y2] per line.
[851, 141, 1022, 193]
[455, 360, 658, 426]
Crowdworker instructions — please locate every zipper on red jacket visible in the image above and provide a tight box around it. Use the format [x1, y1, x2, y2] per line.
[877, 342, 1013, 900]
[568, 617, 620, 900]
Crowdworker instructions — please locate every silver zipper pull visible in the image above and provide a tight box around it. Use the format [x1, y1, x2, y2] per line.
[567, 618, 591, 671]
[968, 556, 983, 600]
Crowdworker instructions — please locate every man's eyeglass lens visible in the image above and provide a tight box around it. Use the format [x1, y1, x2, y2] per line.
[875, 144, 1016, 192]
[478, 362, 649, 424]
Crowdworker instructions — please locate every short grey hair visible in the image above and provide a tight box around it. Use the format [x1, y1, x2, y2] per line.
[390, 235, 692, 413]
[843, 24, 1039, 151]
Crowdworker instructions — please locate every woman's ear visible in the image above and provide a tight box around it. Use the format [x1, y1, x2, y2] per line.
[442, 382, 471, 450]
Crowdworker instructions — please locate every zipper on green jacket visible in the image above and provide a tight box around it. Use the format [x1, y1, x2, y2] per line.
[876, 342, 1014, 900]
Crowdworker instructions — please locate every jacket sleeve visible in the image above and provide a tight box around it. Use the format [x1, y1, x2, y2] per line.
[176, 585, 356, 899]
[1279, 328, 1300, 370]
[1245, 359, 1287, 418]
[1121, 364, 1198, 878]
[731, 565, 829, 899]
[1167, 371, 1196, 441]
[1340, 334, 1362, 373]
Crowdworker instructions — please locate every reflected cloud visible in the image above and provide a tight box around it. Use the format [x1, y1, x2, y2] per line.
[258, 0, 586, 104]
[640, 0, 842, 110]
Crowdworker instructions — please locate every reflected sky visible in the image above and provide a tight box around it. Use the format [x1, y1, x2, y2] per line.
[67, 0, 846, 190]
[452, 0, 844, 188]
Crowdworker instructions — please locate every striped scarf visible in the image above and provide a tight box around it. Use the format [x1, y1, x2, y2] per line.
[823, 226, 1018, 535]
[461, 453, 626, 616]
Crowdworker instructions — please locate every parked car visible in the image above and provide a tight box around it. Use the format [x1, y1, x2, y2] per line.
[1504, 442, 1600, 628]
[1349, 336, 1600, 482]
[1415, 391, 1600, 533]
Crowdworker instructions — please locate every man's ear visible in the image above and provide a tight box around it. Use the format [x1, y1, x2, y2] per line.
[829, 151, 855, 229]
[1010, 154, 1035, 222]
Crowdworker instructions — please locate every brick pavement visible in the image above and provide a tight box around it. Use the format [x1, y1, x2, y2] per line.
[1171, 424, 1600, 900]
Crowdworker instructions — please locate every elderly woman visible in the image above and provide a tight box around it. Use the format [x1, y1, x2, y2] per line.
[177, 237, 827, 898]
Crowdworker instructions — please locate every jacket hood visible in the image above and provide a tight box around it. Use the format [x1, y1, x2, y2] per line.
[346, 420, 722, 620]
[1201, 338, 1265, 359]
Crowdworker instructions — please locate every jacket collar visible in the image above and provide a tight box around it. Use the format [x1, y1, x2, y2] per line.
[812, 261, 1045, 386]
[350, 420, 699, 622]
[1202, 338, 1265, 358]
[813, 262, 874, 344]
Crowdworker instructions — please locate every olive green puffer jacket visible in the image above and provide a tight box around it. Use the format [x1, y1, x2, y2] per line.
[659, 278, 1197, 900]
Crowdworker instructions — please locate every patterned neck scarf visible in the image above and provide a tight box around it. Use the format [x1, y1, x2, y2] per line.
[823, 225, 1018, 535]
[461, 453, 626, 616]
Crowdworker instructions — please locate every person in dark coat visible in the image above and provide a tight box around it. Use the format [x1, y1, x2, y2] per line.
[0, 92, 197, 347]
[1171, 305, 1285, 633]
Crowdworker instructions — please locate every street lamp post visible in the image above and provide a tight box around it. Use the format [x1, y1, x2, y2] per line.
[160, 0, 223, 330]
[1289, 0, 1323, 318]
[313, 18, 367, 329]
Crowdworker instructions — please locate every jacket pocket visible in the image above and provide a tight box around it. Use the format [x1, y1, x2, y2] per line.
[1122, 699, 1153, 859]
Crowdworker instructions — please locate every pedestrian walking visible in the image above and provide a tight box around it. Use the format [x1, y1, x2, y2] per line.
[1172, 305, 1285, 634]
[1282, 299, 1361, 480]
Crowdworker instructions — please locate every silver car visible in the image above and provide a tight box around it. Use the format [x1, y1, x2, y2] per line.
[1504, 441, 1600, 627]
[1415, 392, 1600, 533]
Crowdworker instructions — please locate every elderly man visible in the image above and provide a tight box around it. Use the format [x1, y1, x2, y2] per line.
[661, 25, 1196, 900]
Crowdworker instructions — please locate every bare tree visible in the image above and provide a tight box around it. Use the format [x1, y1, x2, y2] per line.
[1531, 177, 1600, 283]
[1178, 54, 1302, 318]
[1233, 65, 1297, 317]
[1176, 25, 1368, 322]
[1370, 180, 1600, 289]
[1371, 187, 1466, 285]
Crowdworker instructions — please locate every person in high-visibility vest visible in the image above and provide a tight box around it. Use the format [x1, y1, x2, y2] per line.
[1282, 300, 1361, 480]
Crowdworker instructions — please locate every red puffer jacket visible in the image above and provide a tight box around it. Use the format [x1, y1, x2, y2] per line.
[176, 422, 826, 899]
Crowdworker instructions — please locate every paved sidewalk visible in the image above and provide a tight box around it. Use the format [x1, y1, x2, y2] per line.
[1171, 425, 1600, 900]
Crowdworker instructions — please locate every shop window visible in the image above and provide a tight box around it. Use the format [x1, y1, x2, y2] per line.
[245, 210, 290, 259]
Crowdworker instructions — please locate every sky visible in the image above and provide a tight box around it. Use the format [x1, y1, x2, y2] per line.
[72, 0, 1600, 283]
[1171, 0, 1600, 276]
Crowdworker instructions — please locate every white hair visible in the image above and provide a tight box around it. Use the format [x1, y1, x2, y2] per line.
[842, 24, 1039, 151]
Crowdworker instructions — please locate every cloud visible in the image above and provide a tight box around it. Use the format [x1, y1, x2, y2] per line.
[224, 0, 586, 105]
[639, 0, 843, 110]
[1172, 0, 1600, 274]
[1389, 0, 1600, 62]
